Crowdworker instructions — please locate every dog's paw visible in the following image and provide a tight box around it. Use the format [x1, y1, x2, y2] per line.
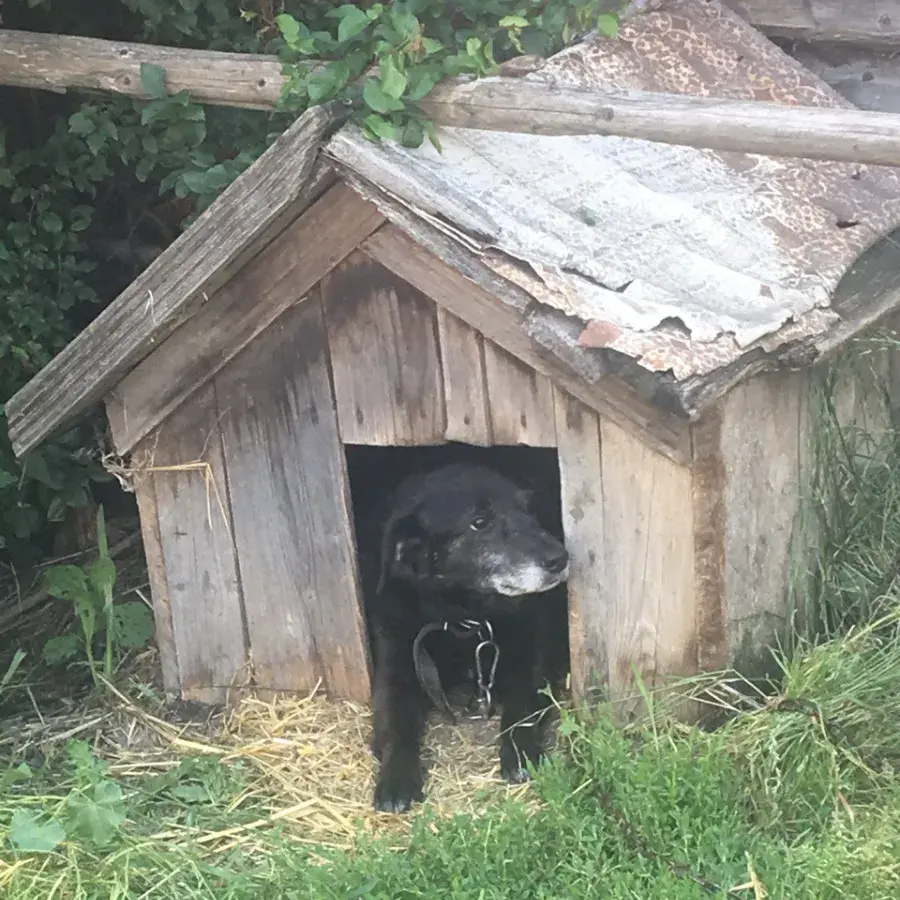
[501, 763, 533, 784]
[373, 771, 424, 814]
[499, 737, 543, 784]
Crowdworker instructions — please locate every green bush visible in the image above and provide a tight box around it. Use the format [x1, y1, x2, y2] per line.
[0, 0, 288, 563]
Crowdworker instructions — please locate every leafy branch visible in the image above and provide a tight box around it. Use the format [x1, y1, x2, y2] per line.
[274, 1, 630, 148]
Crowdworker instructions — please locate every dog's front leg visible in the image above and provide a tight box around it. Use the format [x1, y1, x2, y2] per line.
[495, 633, 549, 783]
[371, 631, 429, 813]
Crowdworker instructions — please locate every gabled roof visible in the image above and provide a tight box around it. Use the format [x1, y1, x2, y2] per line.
[8, 0, 900, 458]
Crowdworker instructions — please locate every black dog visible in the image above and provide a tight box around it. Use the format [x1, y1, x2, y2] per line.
[366, 463, 569, 813]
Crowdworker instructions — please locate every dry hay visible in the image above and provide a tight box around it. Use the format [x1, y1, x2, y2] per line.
[1, 668, 556, 855]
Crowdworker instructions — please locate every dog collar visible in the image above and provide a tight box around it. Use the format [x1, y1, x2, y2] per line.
[412, 619, 499, 723]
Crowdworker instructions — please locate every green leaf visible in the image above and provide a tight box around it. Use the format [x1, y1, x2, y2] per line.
[379, 56, 408, 100]
[135, 157, 155, 182]
[425, 119, 442, 153]
[362, 113, 399, 141]
[66, 780, 126, 845]
[171, 782, 210, 804]
[275, 13, 301, 47]
[389, 8, 419, 41]
[336, 6, 370, 43]
[46, 496, 68, 522]
[89, 556, 117, 598]
[499, 15, 529, 28]
[139, 62, 168, 100]
[23, 452, 57, 488]
[43, 633, 83, 665]
[0, 763, 33, 792]
[68, 110, 94, 135]
[9, 810, 66, 852]
[86, 131, 106, 156]
[597, 13, 619, 39]
[363, 78, 405, 114]
[466, 37, 482, 57]
[1, 650, 26, 692]
[307, 61, 351, 103]
[40, 212, 64, 235]
[111, 601, 154, 649]
[44, 564, 88, 602]
[407, 68, 438, 102]
[401, 118, 425, 148]
[420, 37, 443, 56]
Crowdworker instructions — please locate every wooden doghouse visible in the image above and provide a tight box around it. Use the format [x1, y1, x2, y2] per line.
[9, 0, 900, 710]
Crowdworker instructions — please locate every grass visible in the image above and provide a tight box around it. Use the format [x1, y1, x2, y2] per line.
[4, 338, 900, 898]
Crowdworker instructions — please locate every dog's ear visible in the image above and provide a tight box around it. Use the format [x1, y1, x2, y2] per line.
[375, 509, 426, 594]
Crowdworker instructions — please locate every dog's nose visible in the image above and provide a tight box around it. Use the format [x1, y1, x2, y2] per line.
[544, 549, 569, 574]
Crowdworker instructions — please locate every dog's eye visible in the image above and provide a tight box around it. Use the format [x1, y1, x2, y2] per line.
[470, 515, 490, 532]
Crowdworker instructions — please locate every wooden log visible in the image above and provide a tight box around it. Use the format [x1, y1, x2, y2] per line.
[323, 251, 446, 446]
[483, 341, 556, 447]
[146, 383, 247, 706]
[6, 27, 900, 166]
[0, 29, 286, 109]
[553, 389, 608, 700]
[436, 309, 492, 445]
[5, 104, 341, 459]
[726, 0, 900, 46]
[417, 77, 900, 167]
[105, 183, 384, 455]
[215, 295, 371, 704]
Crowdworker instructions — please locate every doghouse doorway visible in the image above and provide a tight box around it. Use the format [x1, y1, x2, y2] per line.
[343, 442, 571, 694]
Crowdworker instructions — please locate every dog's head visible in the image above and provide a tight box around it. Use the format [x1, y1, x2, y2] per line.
[376, 464, 569, 598]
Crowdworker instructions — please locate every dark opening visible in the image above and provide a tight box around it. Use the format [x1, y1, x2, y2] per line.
[344, 442, 571, 696]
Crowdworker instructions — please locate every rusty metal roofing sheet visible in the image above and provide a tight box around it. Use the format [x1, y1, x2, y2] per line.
[327, 0, 900, 380]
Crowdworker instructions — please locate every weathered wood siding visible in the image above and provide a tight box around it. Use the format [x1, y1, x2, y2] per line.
[323, 251, 446, 446]
[105, 184, 384, 455]
[484, 343, 556, 447]
[553, 390, 607, 700]
[437, 309, 491, 445]
[714, 369, 810, 679]
[215, 293, 371, 704]
[134, 383, 247, 705]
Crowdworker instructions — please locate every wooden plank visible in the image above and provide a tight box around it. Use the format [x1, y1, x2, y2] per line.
[361, 224, 692, 465]
[128, 449, 181, 697]
[148, 383, 247, 705]
[719, 369, 809, 677]
[553, 389, 608, 700]
[484, 341, 556, 447]
[790, 42, 900, 114]
[600, 419, 695, 716]
[690, 412, 728, 675]
[215, 295, 371, 704]
[7, 105, 343, 459]
[323, 250, 446, 446]
[727, 0, 900, 45]
[105, 184, 383, 455]
[436, 309, 491, 445]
